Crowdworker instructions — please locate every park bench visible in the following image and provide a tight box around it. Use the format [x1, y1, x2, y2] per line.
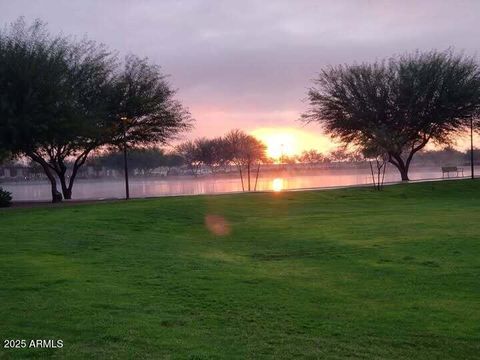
[441, 166, 464, 178]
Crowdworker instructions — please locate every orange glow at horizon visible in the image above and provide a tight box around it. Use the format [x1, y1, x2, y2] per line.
[250, 127, 338, 159]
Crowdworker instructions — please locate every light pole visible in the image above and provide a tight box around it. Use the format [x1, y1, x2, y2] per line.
[280, 143, 285, 164]
[121, 117, 130, 199]
[471, 117, 475, 179]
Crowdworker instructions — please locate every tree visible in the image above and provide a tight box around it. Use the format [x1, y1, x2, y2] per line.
[107, 55, 192, 150]
[96, 147, 174, 174]
[328, 148, 351, 162]
[0, 19, 192, 202]
[224, 130, 267, 191]
[298, 149, 327, 164]
[0, 19, 69, 201]
[175, 140, 202, 175]
[195, 137, 230, 174]
[163, 152, 184, 169]
[31, 40, 114, 200]
[363, 145, 388, 191]
[105, 55, 192, 197]
[0, 149, 10, 164]
[302, 50, 480, 180]
[0, 19, 115, 201]
[281, 155, 297, 165]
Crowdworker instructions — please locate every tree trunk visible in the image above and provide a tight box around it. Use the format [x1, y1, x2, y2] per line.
[238, 166, 244, 191]
[52, 150, 90, 201]
[254, 163, 260, 191]
[398, 167, 409, 181]
[57, 171, 72, 199]
[389, 137, 432, 182]
[27, 153, 62, 203]
[49, 181, 62, 203]
[63, 160, 83, 200]
[62, 186, 72, 200]
[247, 163, 251, 191]
[388, 153, 410, 181]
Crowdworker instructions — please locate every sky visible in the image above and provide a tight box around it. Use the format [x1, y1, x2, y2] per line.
[1, 0, 480, 155]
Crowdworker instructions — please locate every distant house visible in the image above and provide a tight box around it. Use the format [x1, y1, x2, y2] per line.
[0, 165, 30, 180]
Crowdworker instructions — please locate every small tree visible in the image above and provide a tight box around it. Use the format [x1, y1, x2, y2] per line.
[328, 148, 351, 162]
[298, 149, 327, 164]
[176, 140, 202, 176]
[195, 137, 231, 174]
[225, 130, 267, 191]
[363, 146, 388, 190]
[302, 50, 480, 180]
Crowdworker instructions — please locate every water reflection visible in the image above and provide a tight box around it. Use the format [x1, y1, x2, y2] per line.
[272, 178, 284, 192]
[1, 166, 473, 201]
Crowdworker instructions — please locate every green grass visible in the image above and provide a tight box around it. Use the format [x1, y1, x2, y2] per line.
[1, 180, 479, 359]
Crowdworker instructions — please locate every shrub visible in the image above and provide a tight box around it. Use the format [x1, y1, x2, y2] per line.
[0, 187, 12, 207]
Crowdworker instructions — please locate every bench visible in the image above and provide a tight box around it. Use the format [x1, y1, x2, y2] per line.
[442, 166, 464, 178]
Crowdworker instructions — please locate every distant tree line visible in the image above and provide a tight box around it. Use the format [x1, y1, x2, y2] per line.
[91, 147, 183, 175]
[259, 147, 479, 166]
[10, 142, 473, 173]
[176, 130, 267, 191]
[0, 18, 192, 202]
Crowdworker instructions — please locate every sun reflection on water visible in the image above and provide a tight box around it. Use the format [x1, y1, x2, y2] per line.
[272, 178, 284, 192]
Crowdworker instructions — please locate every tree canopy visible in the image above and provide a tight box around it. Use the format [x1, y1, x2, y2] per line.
[0, 18, 192, 202]
[302, 50, 480, 180]
[107, 55, 192, 148]
[224, 129, 267, 191]
[94, 147, 183, 173]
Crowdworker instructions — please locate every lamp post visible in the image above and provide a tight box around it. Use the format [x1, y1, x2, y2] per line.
[471, 117, 475, 179]
[121, 117, 130, 199]
[280, 143, 285, 165]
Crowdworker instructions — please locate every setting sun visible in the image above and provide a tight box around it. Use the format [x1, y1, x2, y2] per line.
[251, 127, 337, 159]
[260, 132, 297, 158]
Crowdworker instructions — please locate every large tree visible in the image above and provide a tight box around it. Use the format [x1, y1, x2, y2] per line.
[29, 39, 114, 200]
[0, 19, 115, 201]
[302, 50, 480, 180]
[0, 19, 71, 201]
[107, 55, 192, 151]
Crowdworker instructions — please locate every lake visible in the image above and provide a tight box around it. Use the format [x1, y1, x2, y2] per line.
[1, 166, 472, 201]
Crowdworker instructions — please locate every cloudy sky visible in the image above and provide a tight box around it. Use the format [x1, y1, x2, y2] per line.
[1, 0, 479, 153]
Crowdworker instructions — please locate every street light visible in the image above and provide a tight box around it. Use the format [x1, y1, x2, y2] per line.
[121, 116, 130, 199]
[471, 117, 475, 179]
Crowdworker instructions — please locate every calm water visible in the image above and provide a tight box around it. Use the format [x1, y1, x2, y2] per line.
[2, 166, 472, 201]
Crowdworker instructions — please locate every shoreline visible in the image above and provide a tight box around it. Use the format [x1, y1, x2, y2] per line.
[5, 176, 471, 209]
[0, 164, 468, 185]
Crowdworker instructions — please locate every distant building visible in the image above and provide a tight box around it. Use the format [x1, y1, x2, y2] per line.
[0, 165, 30, 180]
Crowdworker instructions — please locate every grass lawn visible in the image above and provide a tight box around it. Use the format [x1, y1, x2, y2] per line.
[0, 180, 479, 359]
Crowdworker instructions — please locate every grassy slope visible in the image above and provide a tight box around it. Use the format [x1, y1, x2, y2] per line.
[0, 180, 479, 359]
